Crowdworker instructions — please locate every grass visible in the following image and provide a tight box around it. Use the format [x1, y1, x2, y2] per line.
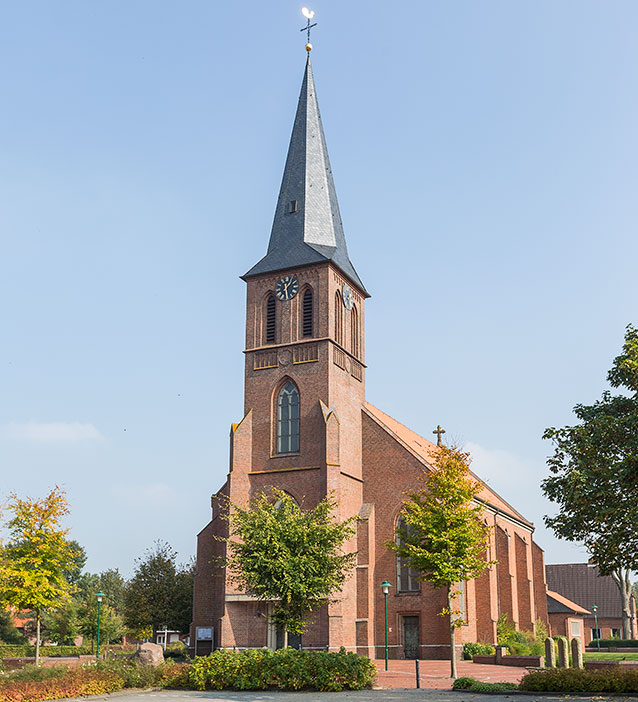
[584, 652, 638, 661]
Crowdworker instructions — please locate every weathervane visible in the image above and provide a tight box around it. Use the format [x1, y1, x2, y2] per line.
[300, 7, 317, 52]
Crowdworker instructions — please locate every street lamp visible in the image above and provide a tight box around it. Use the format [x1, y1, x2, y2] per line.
[95, 591, 106, 661]
[381, 581, 392, 671]
[592, 604, 600, 652]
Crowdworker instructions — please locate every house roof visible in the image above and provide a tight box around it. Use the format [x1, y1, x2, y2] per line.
[547, 589, 590, 615]
[243, 57, 367, 296]
[546, 563, 636, 619]
[363, 402, 534, 528]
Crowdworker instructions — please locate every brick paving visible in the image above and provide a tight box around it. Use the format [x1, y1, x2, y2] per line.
[373, 658, 529, 689]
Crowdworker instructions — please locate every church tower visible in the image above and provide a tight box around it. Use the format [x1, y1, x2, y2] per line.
[191, 55, 370, 653]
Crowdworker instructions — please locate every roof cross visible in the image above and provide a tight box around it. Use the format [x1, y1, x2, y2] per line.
[433, 424, 446, 447]
[300, 8, 317, 46]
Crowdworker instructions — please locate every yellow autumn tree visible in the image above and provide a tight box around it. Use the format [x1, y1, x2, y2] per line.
[0, 486, 79, 664]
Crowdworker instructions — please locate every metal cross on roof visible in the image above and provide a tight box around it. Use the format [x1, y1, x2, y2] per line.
[433, 425, 446, 447]
[300, 7, 317, 45]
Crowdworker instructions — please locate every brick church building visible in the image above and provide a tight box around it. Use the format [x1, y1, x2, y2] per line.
[191, 55, 549, 660]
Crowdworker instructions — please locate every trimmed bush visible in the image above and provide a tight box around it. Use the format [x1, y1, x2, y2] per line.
[590, 639, 638, 649]
[189, 648, 376, 691]
[452, 677, 517, 692]
[520, 667, 638, 693]
[463, 642, 495, 660]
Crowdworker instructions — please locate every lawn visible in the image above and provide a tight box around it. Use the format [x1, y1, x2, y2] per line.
[583, 652, 638, 661]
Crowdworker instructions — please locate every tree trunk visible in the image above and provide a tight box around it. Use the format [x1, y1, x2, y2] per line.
[611, 569, 633, 640]
[35, 612, 41, 667]
[448, 584, 457, 679]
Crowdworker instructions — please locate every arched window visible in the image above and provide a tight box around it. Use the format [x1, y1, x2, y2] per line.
[351, 304, 359, 357]
[396, 515, 420, 592]
[265, 294, 276, 344]
[302, 288, 313, 338]
[335, 291, 344, 346]
[277, 381, 299, 454]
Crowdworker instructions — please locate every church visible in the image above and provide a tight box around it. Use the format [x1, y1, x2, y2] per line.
[190, 52, 548, 660]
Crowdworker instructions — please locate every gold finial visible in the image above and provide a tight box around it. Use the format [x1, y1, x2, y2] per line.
[301, 8, 317, 49]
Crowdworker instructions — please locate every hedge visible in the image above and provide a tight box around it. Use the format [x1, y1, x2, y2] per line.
[590, 639, 638, 648]
[189, 648, 376, 691]
[520, 667, 638, 693]
[0, 646, 93, 659]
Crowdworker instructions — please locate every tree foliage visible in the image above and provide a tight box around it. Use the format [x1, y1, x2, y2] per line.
[123, 541, 192, 636]
[542, 324, 638, 638]
[0, 609, 25, 644]
[224, 489, 357, 635]
[389, 446, 493, 678]
[0, 486, 79, 663]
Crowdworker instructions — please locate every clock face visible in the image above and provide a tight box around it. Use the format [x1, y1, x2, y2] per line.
[342, 284, 354, 310]
[275, 275, 299, 301]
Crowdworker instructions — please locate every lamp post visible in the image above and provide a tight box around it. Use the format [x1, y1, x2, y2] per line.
[592, 604, 600, 652]
[381, 581, 392, 671]
[95, 591, 106, 661]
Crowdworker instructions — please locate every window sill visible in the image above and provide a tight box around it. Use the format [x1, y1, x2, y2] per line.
[395, 591, 421, 596]
[270, 452, 301, 459]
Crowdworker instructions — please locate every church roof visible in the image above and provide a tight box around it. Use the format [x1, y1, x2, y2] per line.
[363, 402, 533, 528]
[242, 57, 368, 296]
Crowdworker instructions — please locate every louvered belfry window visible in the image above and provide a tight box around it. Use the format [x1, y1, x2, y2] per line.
[265, 294, 276, 344]
[302, 289, 313, 337]
[277, 381, 300, 453]
[351, 304, 359, 357]
[335, 292, 343, 346]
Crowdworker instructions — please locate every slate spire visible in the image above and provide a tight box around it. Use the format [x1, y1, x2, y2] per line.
[243, 57, 367, 295]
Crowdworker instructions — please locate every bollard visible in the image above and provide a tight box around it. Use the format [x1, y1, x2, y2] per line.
[571, 637, 583, 669]
[415, 659, 420, 689]
[557, 637, 569, 668]
[544, 637, 556, 668]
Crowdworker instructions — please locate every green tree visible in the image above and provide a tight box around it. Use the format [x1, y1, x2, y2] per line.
[0, 609, 25, 644]
[123, 541, 191, 637]
[41, 599, 80, 645]
[0, 486, 79, 664]
[224, 489, 357, 638]
[389, 446, 494, 679]
[78, 600, 124, 650]
[542, 324, 638, 639]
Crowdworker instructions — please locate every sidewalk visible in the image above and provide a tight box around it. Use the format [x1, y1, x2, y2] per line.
[373, 658, 530, 689]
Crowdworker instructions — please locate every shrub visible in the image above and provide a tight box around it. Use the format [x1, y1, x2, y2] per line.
[520, 667, 638, 693]
[496, 614, 545, 656]
[189, 648, 376, 691]
[158, 662, 191, 689]
[463, 642, 495, 660]
[96, 659, 163, 688]
[452, 676, 476, 689]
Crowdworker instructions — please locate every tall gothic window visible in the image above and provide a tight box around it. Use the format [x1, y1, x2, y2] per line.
[351, 304, 359, 357]
[277, 381, 299, 454]
[396, 515, 420, 592]
[302, 288, 313, 338]
[335, 291, 344, 346]
[265, 294, 276, 344]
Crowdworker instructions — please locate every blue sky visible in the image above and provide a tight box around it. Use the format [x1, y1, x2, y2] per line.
[1, 1, 637, 578]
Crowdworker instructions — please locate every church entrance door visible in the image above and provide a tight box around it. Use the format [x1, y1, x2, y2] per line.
[403, 616, 419, 659]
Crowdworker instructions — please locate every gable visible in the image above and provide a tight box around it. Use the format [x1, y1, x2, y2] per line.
[362, 402, 534, 529]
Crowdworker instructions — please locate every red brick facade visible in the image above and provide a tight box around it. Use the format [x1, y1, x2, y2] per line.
[190, 254, 550, 658]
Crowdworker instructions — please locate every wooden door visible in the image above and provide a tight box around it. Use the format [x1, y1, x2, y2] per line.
[403, 616, 419, 659]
